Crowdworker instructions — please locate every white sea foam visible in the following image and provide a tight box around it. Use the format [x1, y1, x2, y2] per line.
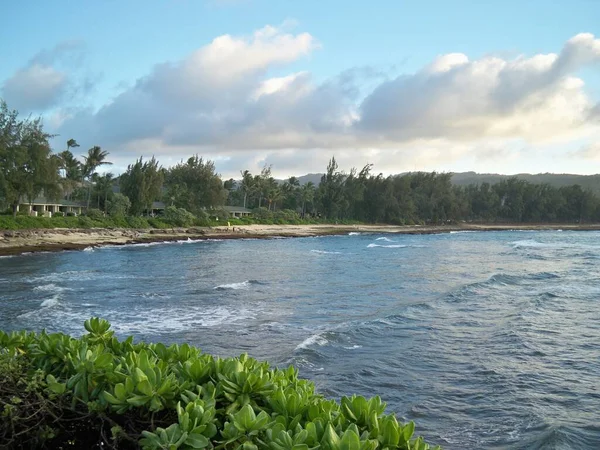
[449, 230, 479, 234]
[83, 246, 95, 252]
[348, 232, 361, 235]
[33, 283, 70, 293]
[367, 243, 408, 248]
[344, 345, 363, 350]
[296, 333, 329, 350]
[26, 270, 97, 284]
[214, 280, 258, 290]
[113, 305, 255, 333]
[18, 295, 61, 318]
[512, 240, 551, 248]
[40, 297, 60, 308]
[310, 249, 342, 255]
[375, 237, 395, 242]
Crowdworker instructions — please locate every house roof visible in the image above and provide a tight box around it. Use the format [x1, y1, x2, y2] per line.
[22, 197, 86, 207]
[223, 205, 253, 213]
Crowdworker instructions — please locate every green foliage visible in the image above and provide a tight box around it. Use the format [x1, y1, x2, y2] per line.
[86, 208, 105, 220]
[0, 214, 173, 231]
[107, 192, 132, 217]
[164, 206, 197, 227]
[121, 157, 164, 216]
[0, 320, 438, 450]
[165, 156, 227, 215]
[0, 101, 61, 217]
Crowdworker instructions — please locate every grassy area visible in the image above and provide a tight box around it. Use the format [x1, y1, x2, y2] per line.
[0, 213, 363, 231]
[0, 319, 438, 449]
[0, 214, 174, 230]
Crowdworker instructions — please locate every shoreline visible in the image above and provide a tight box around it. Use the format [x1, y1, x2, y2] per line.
[1, 223, 600, 257]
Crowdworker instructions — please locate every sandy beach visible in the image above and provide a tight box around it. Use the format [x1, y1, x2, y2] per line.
[1, 223, 599, 257]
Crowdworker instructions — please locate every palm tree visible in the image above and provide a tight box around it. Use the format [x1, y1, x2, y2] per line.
[300, 182, 315, 216]
[269, 187, 284, 211]
[82, 146, 112, 209]
[239, 170, 253, 208]
[58, 139, 79, 179]
[93, 173, 114, 212]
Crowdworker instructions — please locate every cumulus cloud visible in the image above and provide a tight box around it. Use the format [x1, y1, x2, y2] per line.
[2, 65, 67, 111]
[2, 41, 90, 112]
[47, 29, 600, 176]
[358, 33, 600, 143]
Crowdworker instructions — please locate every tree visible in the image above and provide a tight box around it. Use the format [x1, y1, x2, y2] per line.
[120, 157, 163, 216]
[239, 170, 253, 208]
[82, 146, 112, 209]
[317, 157, 345, 219]
[92, 173, 114, 212]
[0, 101, 61, 216]
[300, 182, 315, 216]
[165, 155, 226, 214]
[106, 193, 130, 217]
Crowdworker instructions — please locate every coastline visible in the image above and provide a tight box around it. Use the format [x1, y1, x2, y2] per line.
[1, 223, 600, 257]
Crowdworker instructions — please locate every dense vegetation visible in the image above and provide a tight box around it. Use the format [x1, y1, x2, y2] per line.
[0, 319, 438, 449]
[3, 98, 600, 228]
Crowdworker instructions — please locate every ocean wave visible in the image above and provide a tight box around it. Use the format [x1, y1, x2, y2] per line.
[17, 295, 61, 319]
[295, 332, 330, 350]
[214, 280, 263, 290]
[310, 249, 342, 255]
[33, 283, 71, 293]
[512, 239, 550, 248]
[40, 297, 60, 308]
[26, 270, 98, 284]
[375, 237, 395, 242]
[449, 230, 479, 234]
[367, 243, 408, 248]
[348, 232, 361, 235]
[113, 305, 255, 333]
[83, 246, 95, 252]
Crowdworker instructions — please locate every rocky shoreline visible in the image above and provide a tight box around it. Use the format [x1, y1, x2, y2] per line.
[1, 223, 600, 257]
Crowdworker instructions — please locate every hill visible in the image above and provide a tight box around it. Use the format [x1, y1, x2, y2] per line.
[276, 171, 600, 194]
[450, 172, 600, 193]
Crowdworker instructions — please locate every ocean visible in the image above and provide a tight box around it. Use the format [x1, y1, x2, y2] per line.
[1, 230, 599, 449]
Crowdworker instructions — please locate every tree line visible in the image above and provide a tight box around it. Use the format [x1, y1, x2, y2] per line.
[2, 100, 600, 224]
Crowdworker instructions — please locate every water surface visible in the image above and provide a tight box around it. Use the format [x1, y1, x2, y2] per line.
[1, 230, 599, 449]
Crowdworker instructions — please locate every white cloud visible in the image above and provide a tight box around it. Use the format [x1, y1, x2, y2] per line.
[358, 33, 600, 143]
[2, 64, 67, 111]
[45, 29, 600, 176]
[2, 41, 90, 112]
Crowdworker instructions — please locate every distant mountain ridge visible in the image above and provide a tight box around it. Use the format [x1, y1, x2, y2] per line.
[450, 172, 600, 193]
[278, 172, 600, 194]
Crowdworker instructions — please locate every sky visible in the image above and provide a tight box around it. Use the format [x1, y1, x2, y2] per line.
[1, 0, 599, 178]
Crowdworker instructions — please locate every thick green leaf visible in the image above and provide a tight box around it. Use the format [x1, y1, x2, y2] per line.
[185, 432, 209, 449]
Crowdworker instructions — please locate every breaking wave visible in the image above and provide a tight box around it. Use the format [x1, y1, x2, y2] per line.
[214, 280, 263, 290]
[367, 243, 408, 248]
[310, 249, 342, 255]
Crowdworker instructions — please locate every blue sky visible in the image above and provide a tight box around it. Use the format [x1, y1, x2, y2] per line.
[1, 0, 599, 177]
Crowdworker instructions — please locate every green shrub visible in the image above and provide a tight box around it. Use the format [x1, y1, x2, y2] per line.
[0, 319, 438, 450]
[147, 218, 170, 229]
[107, 193, 131, 217]
[164, 206, 196, 227]
[86, 208, 105, 220]
[77, 216, 95, 228]
[126, 216, 150, 229]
